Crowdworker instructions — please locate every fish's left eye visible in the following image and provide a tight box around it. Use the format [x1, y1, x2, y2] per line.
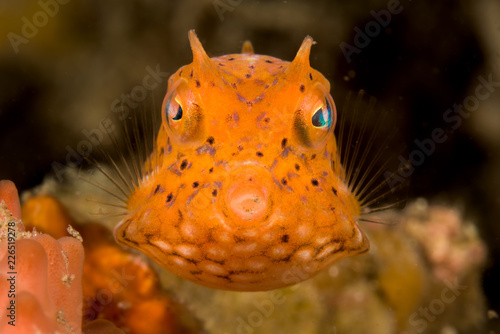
[293, 92, 336, 149]
[311, 100, 332, 128]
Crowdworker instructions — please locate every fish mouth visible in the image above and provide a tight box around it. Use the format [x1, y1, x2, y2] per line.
[218, 165, 277, 231]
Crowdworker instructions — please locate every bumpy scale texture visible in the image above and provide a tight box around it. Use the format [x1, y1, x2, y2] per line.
[115, 31, 369, 291]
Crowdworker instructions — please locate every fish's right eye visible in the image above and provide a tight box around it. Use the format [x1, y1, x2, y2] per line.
[166, 96, 183, 122]
[162, 87, 205, 145]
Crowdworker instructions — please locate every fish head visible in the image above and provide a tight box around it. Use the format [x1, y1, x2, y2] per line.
[115, 31, 369, 291]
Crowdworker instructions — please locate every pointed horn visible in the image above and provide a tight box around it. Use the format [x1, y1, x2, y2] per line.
[241, 40, 254, 54]
[188, 29, 220, 82]
[286, 36, 315, 80]
[188, 30, 211, 64]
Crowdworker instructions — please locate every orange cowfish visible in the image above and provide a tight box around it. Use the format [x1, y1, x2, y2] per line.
[105, 30, 398, 291]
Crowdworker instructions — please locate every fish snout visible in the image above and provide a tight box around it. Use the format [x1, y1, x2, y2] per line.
[227, 182, 269, 221]
[223, 166, 274, 227]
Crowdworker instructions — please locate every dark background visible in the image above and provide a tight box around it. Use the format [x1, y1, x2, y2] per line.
[1, 0, 499, 315]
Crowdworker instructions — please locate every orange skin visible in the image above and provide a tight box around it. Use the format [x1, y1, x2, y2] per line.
[114, 30, 369, 291]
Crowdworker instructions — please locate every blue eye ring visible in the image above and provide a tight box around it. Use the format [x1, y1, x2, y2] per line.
[311, 99, 332, 128]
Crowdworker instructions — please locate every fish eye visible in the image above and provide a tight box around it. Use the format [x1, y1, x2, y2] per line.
[165, 96, 183, 122]
[292, 92, 336, 149]
[172, 104, 183, 120]
[162, 86, 205, 145]
[311, 100, 332, 128]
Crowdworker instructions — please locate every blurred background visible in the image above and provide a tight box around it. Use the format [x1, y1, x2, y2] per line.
[0, 0, 499, 323]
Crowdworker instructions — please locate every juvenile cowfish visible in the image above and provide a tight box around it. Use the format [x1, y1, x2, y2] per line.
[112, 30, 381, 291]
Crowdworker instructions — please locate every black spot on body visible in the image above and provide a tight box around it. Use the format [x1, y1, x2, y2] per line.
[281, 234, 289, 243]
[218, 63, 225, 66]
[331, 186, 337, 195]
[256, 151, 264, 157]
[299, 84, 305, 92]
[190, 70, 193, 78]
[228, 57, 235, 61]
[207, 136, 215, 145]
[245, 73, 251, 78]
[264, 117, 270, 123]
[281, 178, 287, 186]
[309, 73, 313, 80]
[295, 164, 300, 171]
[249, 65, 255, 69]
[166, 193, 173, 203]
[180, 159, 188, 170]
[238, 145, 244, 151]
[154, 185, 161, 194]
[265, 59, 273, 63]
[193, 181, 199, 188]
[311, 179, 319, 186]
[209, 167, 214, 173]
[195, 80, 200, 87]
[212, 189, 218, 197]
[311, 154, 316, 160]
[281, 138, 288, 149]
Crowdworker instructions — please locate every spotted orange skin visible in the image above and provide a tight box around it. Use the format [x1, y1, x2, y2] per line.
[114, 31, 369, 291]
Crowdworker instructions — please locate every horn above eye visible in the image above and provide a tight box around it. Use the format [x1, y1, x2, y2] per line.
[285, 36, 315, 82]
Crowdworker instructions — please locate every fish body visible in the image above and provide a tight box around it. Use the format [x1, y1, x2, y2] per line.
[114, 31, 369, 291]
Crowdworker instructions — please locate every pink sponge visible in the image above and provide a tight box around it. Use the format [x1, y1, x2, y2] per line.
[0, 180, 84, 334]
